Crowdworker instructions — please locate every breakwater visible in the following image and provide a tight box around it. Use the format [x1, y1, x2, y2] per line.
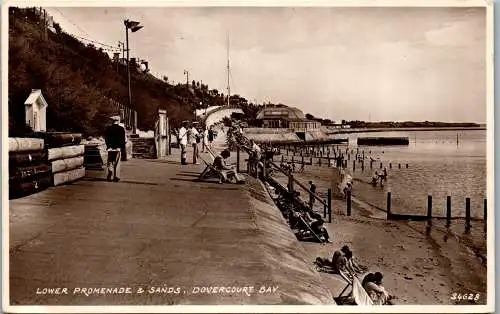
[324, 126, 486, 134]
[357, 137, 409, 146]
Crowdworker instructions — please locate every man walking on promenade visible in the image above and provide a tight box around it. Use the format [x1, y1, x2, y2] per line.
[208, 126, 215, 149]
[179, 121, 188, 165]
[104, 116, 126, 182]
[188, 122, 200, 164]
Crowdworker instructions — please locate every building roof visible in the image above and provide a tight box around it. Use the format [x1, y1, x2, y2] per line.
[256, 106, 305, 120]
[24, 89, 48, 108]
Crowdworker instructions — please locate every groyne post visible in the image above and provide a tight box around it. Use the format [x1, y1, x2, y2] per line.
[465, 198, 471, 233]
[406, 163, 408, 168]
[387, 192, 391, 219]
[389, 163, 392, 169]
[302, 155, 304, 165]
[328, 188, 332, 223]
[310, 156, 313, 165]
[380, 162, 383, 169]
[319, 157, 322, 166]
[484, 198, 487, 232]
[281, 155, 284, 163]
[361, 160, 364, 171]
[398, 163, 401, 169]
[427, 195, 432, 222]
[426, 196, 432, 235]
[353, 160, 356, 172]
[236, 146, 240, 173]
[370, 160, 373, 169]
[446, 196, 451, 228]
[347, 190, 352, 216]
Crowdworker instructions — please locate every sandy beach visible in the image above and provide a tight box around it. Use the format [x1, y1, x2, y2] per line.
[269, 161, 487, 305]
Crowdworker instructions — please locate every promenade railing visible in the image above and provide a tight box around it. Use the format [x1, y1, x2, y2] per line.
[233, 134, 333, 222]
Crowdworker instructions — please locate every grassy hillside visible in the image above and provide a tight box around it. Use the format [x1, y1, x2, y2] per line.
[9, 7, 260, 136]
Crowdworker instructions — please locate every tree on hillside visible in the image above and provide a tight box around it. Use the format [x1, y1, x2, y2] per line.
[305, 113, 315, 120]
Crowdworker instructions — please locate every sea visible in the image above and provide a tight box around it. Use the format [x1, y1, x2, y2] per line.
[330, 129, 488, 219]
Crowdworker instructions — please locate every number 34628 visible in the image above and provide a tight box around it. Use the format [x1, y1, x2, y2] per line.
[451, 293, 480, 301]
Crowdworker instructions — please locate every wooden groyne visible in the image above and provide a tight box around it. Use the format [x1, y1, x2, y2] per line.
[357, 137, 409, 146]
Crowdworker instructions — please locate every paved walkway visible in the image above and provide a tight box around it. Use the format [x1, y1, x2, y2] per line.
[9, 136, 335, 306]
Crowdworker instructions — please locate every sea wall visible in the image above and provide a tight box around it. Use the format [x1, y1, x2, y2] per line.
[243, 177, 335, 304]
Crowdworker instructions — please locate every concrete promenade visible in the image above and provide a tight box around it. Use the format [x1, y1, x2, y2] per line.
[8, 138, 335, 305]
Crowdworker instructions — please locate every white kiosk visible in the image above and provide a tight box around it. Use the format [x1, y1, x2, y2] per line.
[24, 89, 48, 132]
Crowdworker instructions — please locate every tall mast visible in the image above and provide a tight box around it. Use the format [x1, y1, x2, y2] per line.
[226, 32, 230, 107]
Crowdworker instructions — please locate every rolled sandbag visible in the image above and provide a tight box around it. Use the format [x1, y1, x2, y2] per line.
[9, 151, 47, 168]
[53, 166, 85, 186]
[9, 173, 52, 199]
[9, 164, 51, 182]
[33, 132, 82, 148]
[9, 138, 44, 152]
[48, 145, 85, 161]
[51, 156, 84, 174]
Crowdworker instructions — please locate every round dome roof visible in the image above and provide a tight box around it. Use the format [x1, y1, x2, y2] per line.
[256, 106, 305, 120]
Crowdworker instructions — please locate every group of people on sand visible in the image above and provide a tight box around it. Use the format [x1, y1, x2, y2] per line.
[371, 167, 388, 187]
[315, 245, 395, 305]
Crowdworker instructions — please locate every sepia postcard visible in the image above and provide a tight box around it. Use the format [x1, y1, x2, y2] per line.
[2, 0, 494, 313]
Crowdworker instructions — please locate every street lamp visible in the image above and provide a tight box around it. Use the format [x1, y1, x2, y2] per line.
[124, 19, 143, 135]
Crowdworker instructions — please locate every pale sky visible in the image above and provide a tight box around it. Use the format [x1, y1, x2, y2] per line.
[42, 6, 486, 123]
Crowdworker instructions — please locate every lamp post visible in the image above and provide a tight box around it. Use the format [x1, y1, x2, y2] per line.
[124, 19, 143, 135]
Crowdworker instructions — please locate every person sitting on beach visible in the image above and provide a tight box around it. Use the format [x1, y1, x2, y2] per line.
[363, 272, 394, 305]
[341, 246, 369, 275]
[330, 249, 350, 274]
[213, 149, 245, 184]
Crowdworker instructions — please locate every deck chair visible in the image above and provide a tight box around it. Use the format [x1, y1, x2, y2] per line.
[197, 154, 223, 182]
[205, 145, 217, 162]
[335, 270, 373, 305]
[352, 277, 374, 305]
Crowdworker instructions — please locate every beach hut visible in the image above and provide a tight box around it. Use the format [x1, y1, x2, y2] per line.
[24, 89, 48, 132]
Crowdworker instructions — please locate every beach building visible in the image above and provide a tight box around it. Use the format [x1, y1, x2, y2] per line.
[256, 106, 321, 131]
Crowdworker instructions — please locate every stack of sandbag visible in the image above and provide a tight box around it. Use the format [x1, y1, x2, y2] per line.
[42, 132, 85, 186]
[84, 138, 107, 170]
[9, 137, 51, 199]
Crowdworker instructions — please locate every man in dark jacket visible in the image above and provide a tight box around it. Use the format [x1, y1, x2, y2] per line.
[104, 116, 126, 182]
